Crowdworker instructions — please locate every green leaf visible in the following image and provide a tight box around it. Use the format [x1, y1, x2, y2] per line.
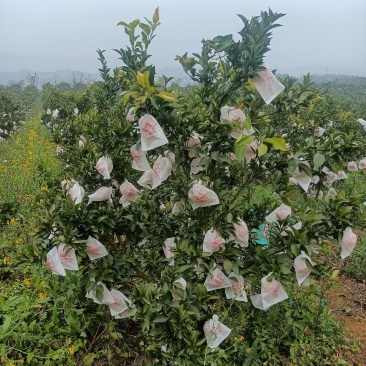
[231, 262, 240, 275]
[280, 263, 292, 274]
[219, 60, 225, 74]
[332, 269, 340, 278]
[139, 23, 151, 34]
[83, 353, 99, 366]
[272, 170, 282, 184]
[136, 71, 145, 86]
[223, 259, 232, 274]
[97, 216, 108, 224]
[234, 134, 254, 161]
[174, 281, 185, 289]
[257, 143, 268, 157]
[157, 92, 176, 103]
[96, 284, 104, 303]
[307, 102, 314, 114]
[179, 264, 192, 273]
[65, 311, 81, 332]
[27, 353, 34, 363]
[153, 315, 169, 323]
[149, 66, 156, 87]
[243, 115, 251, 131]
[199, 156, 211, 166]
[187, 304, 201, 319]
[211, 151, 219, 161]
[143, 71, 151, 87]
[1, 315, 11, 334]
[130, 19, 140, 30]
[263, 137, 288, 151]
[153, 7, 160, 24]
[313, 152, 325, 170]
[0, 238, 11, 249]
[298, 163, 312, 177]
[122, 92, 131, 104]
[52, 304, 58, 323]
[216, 34, 233, 51]
[281, 195, 294, 207]
[288, 160, 298, 175]
[227, 213, 233, 223]
[117, 21, 128, 27]
[290, 244, 298, 256]
[150, 95, 159, 110]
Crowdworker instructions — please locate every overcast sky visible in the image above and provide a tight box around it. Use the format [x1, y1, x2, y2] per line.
[0, 0, 365, 76]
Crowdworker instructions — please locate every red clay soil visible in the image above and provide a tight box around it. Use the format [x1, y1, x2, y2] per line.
[325, 275, 366, 365]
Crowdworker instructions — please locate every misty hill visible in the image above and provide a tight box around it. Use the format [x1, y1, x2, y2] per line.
[0, 53, 102, 74]
[308, 74, 366, 85]
[0, 67, 364, 87]
[0, 67, 188, 86]
[278, 64, 366, 78]
[277, 73, 366, 86]
[0, 69, 100, 86]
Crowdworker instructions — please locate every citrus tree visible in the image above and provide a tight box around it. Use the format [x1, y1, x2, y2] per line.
[40, 8, 366, 365]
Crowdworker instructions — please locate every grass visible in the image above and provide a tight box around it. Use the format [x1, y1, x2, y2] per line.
[0, 111, 63, 265]
[0, 113, 68, 365]
[0, 112, 148, 366]
[0, 112, 62, 223]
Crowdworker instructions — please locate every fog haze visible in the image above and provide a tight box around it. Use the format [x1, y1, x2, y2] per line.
[0, 0, 365, 76]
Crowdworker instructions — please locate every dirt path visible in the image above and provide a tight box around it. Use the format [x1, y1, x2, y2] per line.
[326, 275, 366, 365]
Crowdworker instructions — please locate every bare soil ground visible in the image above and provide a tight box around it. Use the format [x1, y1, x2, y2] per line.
[326, 275, 366, 365]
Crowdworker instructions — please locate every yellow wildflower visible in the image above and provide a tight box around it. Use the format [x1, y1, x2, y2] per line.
[6, 362, 15, 366]
[28, 226, 39, 235]
[40, 186, 48, 191]
[9, 217, 15, 225]
[68, 345, 75, 355]
[15, 238, 23, 245]
[3, 257, 9, 265]
[23, 278, 31, 287]
[38, 292, 46, 300]
[40, 281, 46, 288]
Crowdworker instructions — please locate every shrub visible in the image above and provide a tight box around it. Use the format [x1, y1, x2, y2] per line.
[37, 8, 366, 365]
[344, 235, 366, 283]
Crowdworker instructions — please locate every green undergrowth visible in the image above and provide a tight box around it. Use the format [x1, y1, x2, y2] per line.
[344, 235, 366, 283]
[241, 284, 351, 366]
[0, 112, 61, 223]
[0, 115, 147, 365]
[0, 112, 62, 262]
